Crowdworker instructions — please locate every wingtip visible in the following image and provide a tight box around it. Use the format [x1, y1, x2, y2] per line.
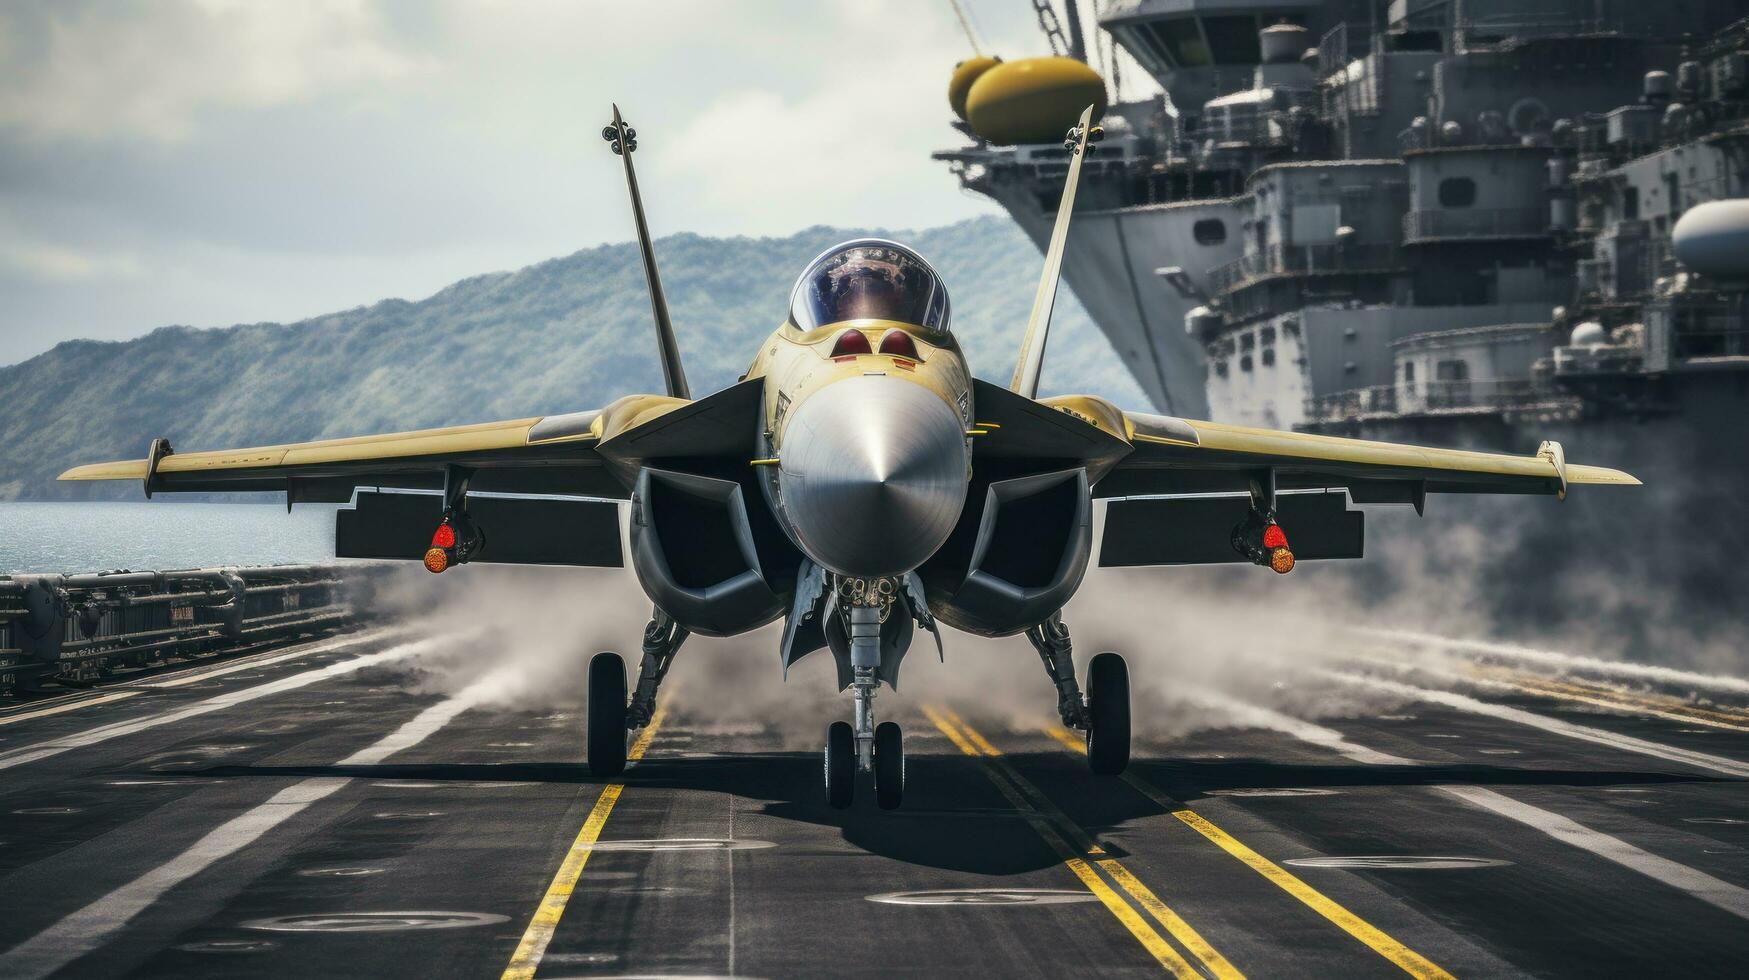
[58, 460, 148, 482]
[1568, 463, 1641, 487]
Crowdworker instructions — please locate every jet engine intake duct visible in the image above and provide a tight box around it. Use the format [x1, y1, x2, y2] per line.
[630, 467, 783, 637]
[930, 467, 1091, 637]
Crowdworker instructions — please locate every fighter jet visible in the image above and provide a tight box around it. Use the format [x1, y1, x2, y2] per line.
[61, 106, 1638, 810]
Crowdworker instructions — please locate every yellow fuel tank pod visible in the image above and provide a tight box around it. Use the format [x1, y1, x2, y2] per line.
[965, 56, 1107, 145]
[948, 56, 1002, 121]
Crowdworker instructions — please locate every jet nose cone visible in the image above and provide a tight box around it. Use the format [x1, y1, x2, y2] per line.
[779, 376, 969, 578]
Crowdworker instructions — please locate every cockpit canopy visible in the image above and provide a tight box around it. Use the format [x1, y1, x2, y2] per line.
[788, 239, 951, 336]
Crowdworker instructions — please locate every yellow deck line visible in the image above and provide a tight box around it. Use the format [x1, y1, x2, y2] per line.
[1041, 724, 1453, 980]
[501, 703, 668, 980]
[924, 706, 1237, 979]
[1486, 670, 1749, 733]
[0, 691, 138, 727]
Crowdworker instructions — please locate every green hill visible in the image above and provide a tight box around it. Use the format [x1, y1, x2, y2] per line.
[0, 216, 1145, 500]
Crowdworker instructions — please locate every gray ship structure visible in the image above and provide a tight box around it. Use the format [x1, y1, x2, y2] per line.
[938, 0, 1749, 637]
[940, 0, 1747, 428]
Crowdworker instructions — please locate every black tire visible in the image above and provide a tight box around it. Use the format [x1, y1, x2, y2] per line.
[587, 651, 628, 777]
[825, 721, 855, 809]
[1086, 651, 1130, 775]
[874, 721, 904, 810]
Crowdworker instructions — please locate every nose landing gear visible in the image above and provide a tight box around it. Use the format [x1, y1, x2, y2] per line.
[822, 580, 906, 810]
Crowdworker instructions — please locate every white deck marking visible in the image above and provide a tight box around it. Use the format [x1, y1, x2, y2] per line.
[1325, 670, 1749, 779]
[1, 668, 508, 979]
[1210, 696, 1749, 922]
[0, 692, 140, 727]
[137, 627, 409, 689]
[0, 636, 440, 771]
[1357, 627, 1749, 698]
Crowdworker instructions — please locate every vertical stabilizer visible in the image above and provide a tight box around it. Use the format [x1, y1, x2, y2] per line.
[1010, 105, 1097, 399]
[605, 104, 690, 400]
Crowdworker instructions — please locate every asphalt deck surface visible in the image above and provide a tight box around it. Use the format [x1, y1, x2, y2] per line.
[2, 627, 1747, 979]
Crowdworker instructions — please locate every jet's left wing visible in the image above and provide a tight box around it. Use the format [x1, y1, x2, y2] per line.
[1097, 409, 1638, 500]
[970, 390, 1637, 569]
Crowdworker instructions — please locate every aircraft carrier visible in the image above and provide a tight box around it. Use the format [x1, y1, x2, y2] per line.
[3, 566, 1749, 978]
[936, 1, 1749, 642]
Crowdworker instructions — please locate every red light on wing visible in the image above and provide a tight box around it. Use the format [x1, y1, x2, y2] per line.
[830, 329, 872, 357]
[432, 522, 457, 549]
[878, 329, 919, 359]
[1262, 524, 1287, 550]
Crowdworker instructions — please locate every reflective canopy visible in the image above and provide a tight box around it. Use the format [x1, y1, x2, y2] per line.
[789, 239, 951, 335]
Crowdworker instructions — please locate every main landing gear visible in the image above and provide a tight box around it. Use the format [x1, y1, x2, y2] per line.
[1027, 612, 1130, 775]
[587, 608, 689, 777]
[823, 579, 905, 810]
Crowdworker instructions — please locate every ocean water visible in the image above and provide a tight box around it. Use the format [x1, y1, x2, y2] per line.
[0, 501, 342, 574]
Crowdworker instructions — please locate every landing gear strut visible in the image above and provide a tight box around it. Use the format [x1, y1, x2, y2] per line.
[823, 578, 905, 810]
[1026, 613, 1130, 775]
[1027, 612, 1088, 730]
[628, 608, 688, 729]
[588, 608, 688, 777]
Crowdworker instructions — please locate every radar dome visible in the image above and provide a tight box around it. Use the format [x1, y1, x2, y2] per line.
[1570, 321, 1608, 347]
[965, 56, 1106, 146]
[1672, 199, 1749, 282]
[948, 56, 1002, 121]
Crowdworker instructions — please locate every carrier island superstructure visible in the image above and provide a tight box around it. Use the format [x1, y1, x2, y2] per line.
[935, 0, 1749, 440]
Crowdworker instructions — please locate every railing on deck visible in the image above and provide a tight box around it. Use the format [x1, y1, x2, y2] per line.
[1404, 208, 1548, 241]
[1305, 379, 1567, 423]
[0, 564, 384, 696]
[1209, 242, 1404, 294]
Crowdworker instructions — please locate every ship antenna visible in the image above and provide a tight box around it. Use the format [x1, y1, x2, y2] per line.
[604, 104, 690, 400]
[1011, 104, 1100, 398]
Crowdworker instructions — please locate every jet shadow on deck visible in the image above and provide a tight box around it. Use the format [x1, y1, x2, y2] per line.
[180, 751, 1727, 876]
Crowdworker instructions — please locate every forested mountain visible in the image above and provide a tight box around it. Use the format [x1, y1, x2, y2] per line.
[0, 216, 1145, 500]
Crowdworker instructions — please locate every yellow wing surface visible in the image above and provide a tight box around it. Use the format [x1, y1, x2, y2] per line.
[55, 392, 713, 501]
[1101, 410, 1637, 499]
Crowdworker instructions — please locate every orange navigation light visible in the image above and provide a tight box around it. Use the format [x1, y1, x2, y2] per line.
[423, 547, 450, 574]
[431, 521, 457, 549]
[1268, 546, 1296, 574]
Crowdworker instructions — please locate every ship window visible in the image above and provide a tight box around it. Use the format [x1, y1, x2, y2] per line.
[1438, 177, 1477, 208]
[1240, 354, 1254, 372]
[1202, 15, 1263, 65]
[1622, 186, 1639, 219]
[1261, 347, 1276, 366]
[1214, 359, 1229, 378]
[1259, 326, 1276, 345]
[1192, 219, 1227, 245]
[1240, 331, 1255, 351]
[1147, 18, 1209, 68]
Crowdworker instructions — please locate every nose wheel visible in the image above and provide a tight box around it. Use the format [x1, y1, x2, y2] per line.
[874, 721, 904, 810]
[824, 721, 855, 808]
[587, 651, 629, 776]
[823, 719, 905, 810]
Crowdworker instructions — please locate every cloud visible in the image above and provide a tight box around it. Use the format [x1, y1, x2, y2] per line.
[0, 240, 143, 282]
[0, 0, 428, 142]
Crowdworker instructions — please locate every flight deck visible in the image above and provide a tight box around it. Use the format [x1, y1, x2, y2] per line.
[3, 624, 1746, 978]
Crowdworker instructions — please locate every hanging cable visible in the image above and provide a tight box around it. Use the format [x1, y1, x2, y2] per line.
[946, 0, 984, 56]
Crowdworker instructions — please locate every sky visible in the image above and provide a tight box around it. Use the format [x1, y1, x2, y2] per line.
[0, 0, 1152, 364]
